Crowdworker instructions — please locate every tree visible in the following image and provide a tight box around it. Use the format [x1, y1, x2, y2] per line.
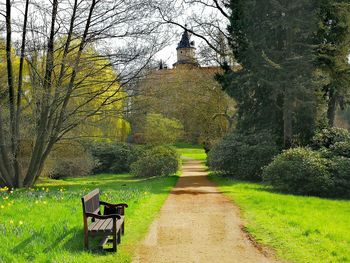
[316, 1, 350, 127]
[60, 44, 131, 142]
[144, 113, 184, 145]
[0, 0, 169, 188]
[218, 0, 322, 148]
[130, 65, 235, 145]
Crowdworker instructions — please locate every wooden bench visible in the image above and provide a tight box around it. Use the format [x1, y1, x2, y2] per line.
[81, 189, 128, 252]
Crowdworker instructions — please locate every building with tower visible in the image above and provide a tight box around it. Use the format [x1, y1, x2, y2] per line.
[129, 28, 235, 145]
[173, 28, 199, 68]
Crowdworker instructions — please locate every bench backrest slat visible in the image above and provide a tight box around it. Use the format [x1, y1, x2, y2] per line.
[82, 189, 100, 214]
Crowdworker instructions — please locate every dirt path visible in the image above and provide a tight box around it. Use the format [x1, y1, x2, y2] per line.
[132, 160, 278, 263]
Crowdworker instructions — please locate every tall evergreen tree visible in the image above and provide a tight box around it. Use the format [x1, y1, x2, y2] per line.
[316, 1, 350, 127]
[219, 0, 322, 148]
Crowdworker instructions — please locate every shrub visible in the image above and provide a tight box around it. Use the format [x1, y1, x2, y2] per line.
[208, 130, 279, 180]
[329, 141, 350, 158]
[48, 156, 97, 179]
[131, 146, 179, 177]
[87, 141, 143, 174]
[311, 127, 350, 149]
[45, 145, 98, 179]
[312, 127, 350, 159]
[329, 157, 350, 197]
[263, 147, 333, 196]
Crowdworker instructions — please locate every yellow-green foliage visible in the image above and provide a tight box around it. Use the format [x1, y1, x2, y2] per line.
[144, 113, 184, 144]
[57, 40, 130, 141]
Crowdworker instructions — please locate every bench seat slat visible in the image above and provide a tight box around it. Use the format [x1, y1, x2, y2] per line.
[100, 218, 112, 231]
[105, 219, 113, 231]
[95, 219, 105, 230]
[88, 218, 123, 233]
[89, 219, 111, 232]
[105, 217, 123, 231]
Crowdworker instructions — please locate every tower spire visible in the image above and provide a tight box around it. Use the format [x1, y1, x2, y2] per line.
[174, 27, 198, 67]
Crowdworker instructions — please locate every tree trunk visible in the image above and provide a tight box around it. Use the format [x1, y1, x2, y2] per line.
[2, 0, 24, 187]
[327, 95, 337, 127]
[5, 0, 15, 140]
[283, 95, 293, 149]
[0, 110, 14, 187]
[23, 0, 59, 187]
[13, 0, 30, 188]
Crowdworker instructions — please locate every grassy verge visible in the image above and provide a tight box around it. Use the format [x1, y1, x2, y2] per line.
[210, 175, 350, 263]
[174, 143, 207, 161]
[0, 173, 178, 263]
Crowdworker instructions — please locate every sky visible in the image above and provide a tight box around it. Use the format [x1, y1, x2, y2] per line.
[1, 0, 227, 69]
[155, 34, 180, 68]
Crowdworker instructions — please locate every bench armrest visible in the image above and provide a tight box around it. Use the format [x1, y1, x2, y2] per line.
[85, 212, 121, 220]
[100, 201, 128, 208]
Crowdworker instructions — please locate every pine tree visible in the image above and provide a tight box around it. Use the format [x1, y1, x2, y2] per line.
[220, 0, 322, 148]
[316, 1, 350, 127]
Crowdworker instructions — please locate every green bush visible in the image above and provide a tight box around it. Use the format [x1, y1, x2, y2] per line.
[329, 157, 350, 197]
[312, 127, 350, 159]
[263, 147, 333, 196]
[311, 127, 350, 149]
[208, 130, 279, 180]
[46, 150, 98, 179]
[262, 127, 350, 198]
[48, 158, 96, 179]
[131, 146, 180, 177]
[87, 141, 143, 174]
[329, 141, 350, 158]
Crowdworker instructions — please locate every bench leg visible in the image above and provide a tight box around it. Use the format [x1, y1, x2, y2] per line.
[84, 232, 89, 249]
[118, 230, 121, 244]
[113, 231, 117, 252]
[113, 219, 117, 252]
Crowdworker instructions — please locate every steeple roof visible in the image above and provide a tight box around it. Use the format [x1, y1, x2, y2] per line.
[177, 28, 194, 49]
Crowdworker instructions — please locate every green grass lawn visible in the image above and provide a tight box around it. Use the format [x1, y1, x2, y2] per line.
[210, 175, 350, 263]
[174, 143, 207, 161]
[0, 173, 178, 263]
